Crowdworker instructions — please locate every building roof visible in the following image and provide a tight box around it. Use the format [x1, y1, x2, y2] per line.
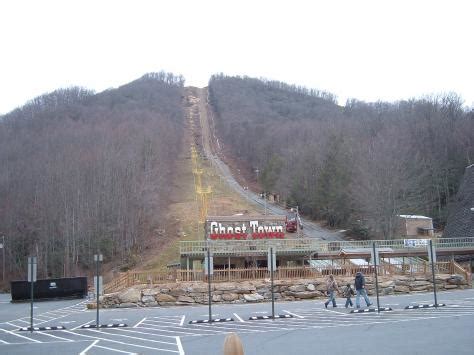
[443, 165, 474, 238]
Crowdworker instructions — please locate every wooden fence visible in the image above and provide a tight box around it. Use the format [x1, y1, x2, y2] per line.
[104, 261, 470, 294]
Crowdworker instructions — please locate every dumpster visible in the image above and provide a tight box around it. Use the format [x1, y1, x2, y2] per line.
[10, 277, 88, 301]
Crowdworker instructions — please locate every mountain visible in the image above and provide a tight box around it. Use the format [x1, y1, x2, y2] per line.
[208, 75, 474, 238]
[0, 72, 185, 278]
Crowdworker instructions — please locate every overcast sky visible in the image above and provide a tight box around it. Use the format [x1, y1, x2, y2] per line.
[1, 0, 473, 114]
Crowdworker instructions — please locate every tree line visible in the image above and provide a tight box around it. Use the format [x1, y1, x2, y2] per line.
[0, 72, 185, 280]
[208, 75, 474, 239]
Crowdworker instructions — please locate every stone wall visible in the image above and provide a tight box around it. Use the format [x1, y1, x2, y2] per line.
[98, 273, 470, 308]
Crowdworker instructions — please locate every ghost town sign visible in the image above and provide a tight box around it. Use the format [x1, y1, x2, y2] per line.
[206, 215, 286, 240]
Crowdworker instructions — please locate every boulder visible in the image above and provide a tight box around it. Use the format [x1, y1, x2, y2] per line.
[244, 293, 264, 302]
[444, 284, 459, 289]
[215, 283, 238, 292]
[188, 285, 209, 293]
[118, 288, 141, 303]
[236, 282, 257, 293]
[292, 291, 321, 299]
[222, 293, 239, 302]
[380, 281, 395, 288]
[141, 295, 156, 303]
[118, 302, 138, 308]
[142, 288, 160, 297]
[394, 285, 410, 293]
[411, 281, 431, 287]
[306, 284, 316, 291]
[144, 301, 158, 307]
[256, 287, 270, 294]
[170, 288, 186, 297]
[288, 285, 306, 293]
[156, 294, 177, 303]
[212, 294, 222, 302]
[382, 287, 394, 295]
[263, 292, 281, 299]
[447, 275, 465, 285]
[177, 295, 195, 303]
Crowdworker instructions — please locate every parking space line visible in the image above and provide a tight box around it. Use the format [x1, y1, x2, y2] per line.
[94, 344, 137, 354]
[62, 330, 180, 353]
[179, 315, 185, 326]
[37, 331, 73, 342]
[73, 320, 94, 330]
[176, 336, 184, 355]
[282, 310, 304, 318]
[0, 339, 9, 344]
[0, 328, 42, 343]
[233, 313, 245, 322]
[133, 317, 146, 328]
[79, 339, 99, 355]
[108, 327, 179, 339]
[137, 325, 205, 336]
[102, 328, 177, 345]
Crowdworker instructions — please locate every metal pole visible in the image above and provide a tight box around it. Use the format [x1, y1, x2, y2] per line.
[207, 244, 212, 323]
[372, 242, 380, 313]
[30, 260, 34, 332]
[264, 192, 267, 215]
[429, 239, 438, 307]
[270, 247, 275, 319]
[2, 236, 4, 282]
[96, 256, 100, 329]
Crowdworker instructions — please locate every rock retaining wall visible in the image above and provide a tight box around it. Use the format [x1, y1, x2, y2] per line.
[98, 274, 469, 308]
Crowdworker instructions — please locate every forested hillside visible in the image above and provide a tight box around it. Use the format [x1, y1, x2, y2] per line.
[209, 75, 474, 238]
[0, 72, 185, 279]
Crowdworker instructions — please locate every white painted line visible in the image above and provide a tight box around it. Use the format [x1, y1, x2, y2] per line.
[64, 329, 180, 353]
[73, 320, 94, 330]
[95, 328, 177, 345]
[0, 339, 9, 344]
[133, 317, 147, 328]
[0, 328, 42, 343]
[176, 336, 185, 355]
[283, 310, 304, 319]
[94, 344, 137, 354]
[79, 339, 99, 355]
[179, 315, 185, 326]
[37, 331, 73, 342]
[107, 326, 180, 339]
[233, 313, 245, 322]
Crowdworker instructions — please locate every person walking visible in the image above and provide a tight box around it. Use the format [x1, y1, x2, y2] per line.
[324, 274, 339, 308]
[342, 282, 355, 308]
[354, 271, 372, 308]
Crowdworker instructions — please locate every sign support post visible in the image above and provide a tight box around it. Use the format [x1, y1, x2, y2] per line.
[372, 242, 380, 313]
[270, 247, 275, 319]
[428, 239, 438, 307]
[94, 254, 103, 329]
[206, 242, 212, 323]
[28, 256, 37, 332]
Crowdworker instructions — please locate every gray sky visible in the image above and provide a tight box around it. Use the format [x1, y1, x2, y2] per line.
[1, 0, 473, 114]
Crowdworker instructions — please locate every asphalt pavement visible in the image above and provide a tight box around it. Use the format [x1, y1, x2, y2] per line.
[1, 289, 473, 354]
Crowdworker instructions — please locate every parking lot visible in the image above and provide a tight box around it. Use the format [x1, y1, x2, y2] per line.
[1, 289, 474, 354]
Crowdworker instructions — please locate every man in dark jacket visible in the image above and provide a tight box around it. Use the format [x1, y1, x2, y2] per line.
[354, 272, 372, 308]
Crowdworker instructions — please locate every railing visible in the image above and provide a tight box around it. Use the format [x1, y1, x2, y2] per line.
[180, 237, 474, 256]
[103, 261, 470, 293]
